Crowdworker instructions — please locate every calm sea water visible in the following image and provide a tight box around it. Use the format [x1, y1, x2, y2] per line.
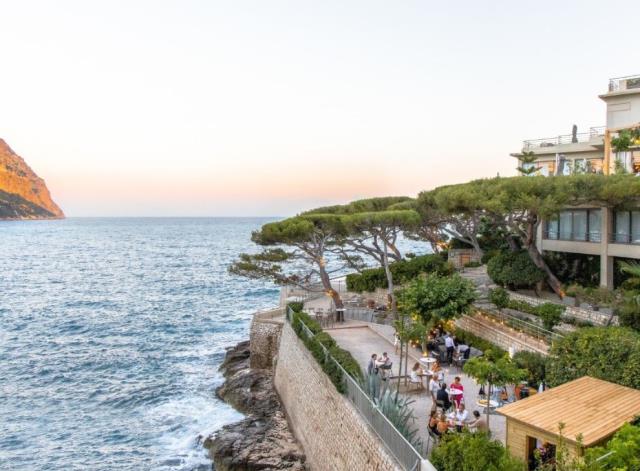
[0, 218, 280, 471]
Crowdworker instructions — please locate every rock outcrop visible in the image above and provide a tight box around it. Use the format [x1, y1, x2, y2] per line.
[0, 139, 64, 219]
[203, 341, 306, 471]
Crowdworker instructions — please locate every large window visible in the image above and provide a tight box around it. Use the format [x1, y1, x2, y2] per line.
[614, 210, 640, 243]
[546, 209, 601, 242]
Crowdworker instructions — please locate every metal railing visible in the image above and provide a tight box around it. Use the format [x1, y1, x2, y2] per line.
[286, 308, 431, 471]
[610, 233, 640, 245]
[479, 308, 563, 345]
[543, 230, 601, 242]
[609, 74, 640, 92]
[522, 127, 605, 151]
[344, 307, 395, 325]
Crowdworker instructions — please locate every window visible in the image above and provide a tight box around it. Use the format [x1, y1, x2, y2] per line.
[546, 209, 601, 242]
[615, 211, 631, 243]
[589, 210, 602, 242]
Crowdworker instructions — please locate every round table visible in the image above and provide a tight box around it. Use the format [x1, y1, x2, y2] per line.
[476, 399, 498, 413]
[419, 357, 436, 367]
[449, 389, 463, 397]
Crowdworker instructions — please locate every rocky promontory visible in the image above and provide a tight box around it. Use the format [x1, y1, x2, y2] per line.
[203, 341, 306, 470]
[0, 139, 64, 220]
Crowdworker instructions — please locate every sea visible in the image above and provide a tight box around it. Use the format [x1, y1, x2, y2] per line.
[0, 218, 281, 471]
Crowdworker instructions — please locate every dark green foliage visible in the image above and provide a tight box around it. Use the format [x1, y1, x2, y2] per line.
[287, 301, 304, 313]
[345, 254, 452, 292]
[290, 311, 363, 393]
[398, 274, 476, 324]
[488, 287, 510, 310]
[480, 249, 501, 265]
[536, 303, 564, 331]
[487, 250, 545, 289]
[618, 297, 640, 331]
[543, 252, 600, 287]
[584, 423, 640, 469]
[453, 328, 507, 359]
[430, 432, 524, 471]
[512, 351, 547, 389]
[463, 260, 482, 268]
[546, 327, 640, 389]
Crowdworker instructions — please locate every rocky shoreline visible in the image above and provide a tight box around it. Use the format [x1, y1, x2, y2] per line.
[203, 340, 306, 470]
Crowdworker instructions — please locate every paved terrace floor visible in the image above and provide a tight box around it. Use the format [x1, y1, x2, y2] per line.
[326, 320, 507, 449]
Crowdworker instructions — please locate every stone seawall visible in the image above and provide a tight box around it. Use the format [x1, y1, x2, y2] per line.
[274, 321, 402, 471]
[250, 308, 284, 369]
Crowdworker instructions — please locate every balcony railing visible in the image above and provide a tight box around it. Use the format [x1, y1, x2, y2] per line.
[608, 74, 640, 92]
[610, 233, 640, 245]
[523, 126, 605, 151]
[544, 231, 602, 243]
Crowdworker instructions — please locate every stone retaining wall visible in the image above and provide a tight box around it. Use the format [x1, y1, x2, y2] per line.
[507, 292, 616, 326]
[249, 308, 284, 369]
[456, 314, 549, 356]
[273, 321, 402, 471]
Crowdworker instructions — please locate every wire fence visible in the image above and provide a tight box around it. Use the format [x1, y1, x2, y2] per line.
[286, 307, 434, 471]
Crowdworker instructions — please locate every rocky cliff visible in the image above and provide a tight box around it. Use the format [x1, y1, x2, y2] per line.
[0, 139, 64, 219]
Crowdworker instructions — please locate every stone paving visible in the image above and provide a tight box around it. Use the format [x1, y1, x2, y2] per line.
[326, 321, 507, 449]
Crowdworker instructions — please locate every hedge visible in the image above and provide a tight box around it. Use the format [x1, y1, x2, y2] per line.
[289, 307, 363, 392]
[346, 254, 453, 293]
[489, 287, 565, 331]
[486, 250, 544, 289]
[546, 327, 640, 389]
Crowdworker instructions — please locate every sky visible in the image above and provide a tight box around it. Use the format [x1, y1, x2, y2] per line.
[1, 0, 639, 217]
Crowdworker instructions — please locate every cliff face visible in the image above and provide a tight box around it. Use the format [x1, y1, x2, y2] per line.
[0, 139, 64, 219]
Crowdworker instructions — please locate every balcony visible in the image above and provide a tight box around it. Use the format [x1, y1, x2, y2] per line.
[608, 74, 640, 93]
[544, 230, 601, 243]
[522, 126, 605, 151]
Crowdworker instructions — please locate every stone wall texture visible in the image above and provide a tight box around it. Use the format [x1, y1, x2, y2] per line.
[273, 322, 402, 471]
[507, 292, 617, 326]
[249, 309, 284, 369]
[456, 314, 549, 356]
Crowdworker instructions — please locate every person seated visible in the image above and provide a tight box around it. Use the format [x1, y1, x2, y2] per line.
[428, 410, 439, 435]
[468, 410, 488, 433]
[435, 412, 449, 436]
[410, 362, 424, 387]
[450, 376, 464, 407]
[454, 404, 469, 432]
[436, 383, 452, 411]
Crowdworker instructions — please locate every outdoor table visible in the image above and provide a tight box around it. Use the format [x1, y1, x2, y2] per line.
[449, 389, 463, 397]
[476, 399, 498, 414]
[419, 357, 436, 367]
[335, 308, 345, 323]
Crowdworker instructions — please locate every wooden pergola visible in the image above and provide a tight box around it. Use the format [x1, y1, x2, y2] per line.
[498, 376, 640, 463]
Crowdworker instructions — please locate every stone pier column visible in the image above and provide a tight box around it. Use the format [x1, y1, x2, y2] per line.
[600, 207, 614, 289]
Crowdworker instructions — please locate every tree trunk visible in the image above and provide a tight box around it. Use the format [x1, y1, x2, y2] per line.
[506, 234, 520, 252]
[318, 263, 343, 308]
[382, 241, 397, 315]
[486, 383, 491, 431]
[469, 237, 484, 260]
[396, 340, 403, 401]
[526, 244, 563, 297]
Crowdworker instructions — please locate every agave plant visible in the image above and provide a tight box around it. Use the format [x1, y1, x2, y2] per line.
[361, 373, 424, 453]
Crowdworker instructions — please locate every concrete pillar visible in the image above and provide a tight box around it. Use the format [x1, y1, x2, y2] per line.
[600, 207, 614, 289]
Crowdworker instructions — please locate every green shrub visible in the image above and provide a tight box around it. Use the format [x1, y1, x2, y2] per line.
[287, 301, 304, 313]
[345, 254, 452, 292]
[618, 294, 640, 332]
[488, 287, 510, 310]
[315, 331, 337, 350]
[481, 249, 501, 265]
[512, 350, 547, 389]
[536, 303, 564, 331]
[430, 432, 524, 471]
[329, 345, 363, 382]
[547, 327, 640, 389]
[487, 250, 544, 289]
[292, 310, 322, 334]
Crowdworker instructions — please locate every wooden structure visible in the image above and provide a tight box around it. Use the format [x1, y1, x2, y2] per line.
[448, 248, 480, 269]
[498, 376, 640, 463]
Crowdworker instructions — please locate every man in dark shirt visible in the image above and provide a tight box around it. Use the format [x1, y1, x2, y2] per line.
[436, 383, 451, 411]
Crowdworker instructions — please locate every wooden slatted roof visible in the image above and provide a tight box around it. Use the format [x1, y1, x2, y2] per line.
[497, 376, 640, 446]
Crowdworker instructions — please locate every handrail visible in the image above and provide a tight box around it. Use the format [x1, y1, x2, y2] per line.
[479, 307, 563, 345]
[522, 128, 605, 150]
[286, 307, 429, 471]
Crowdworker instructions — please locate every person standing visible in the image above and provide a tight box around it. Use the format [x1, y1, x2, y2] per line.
[444, 333, 455, 365]
[450, 376, 464, 407]
[429, 375, 440, 408]
[367, 354, 380, 400]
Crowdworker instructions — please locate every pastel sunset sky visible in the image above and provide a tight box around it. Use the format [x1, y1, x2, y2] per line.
[1, 0, 638, 216]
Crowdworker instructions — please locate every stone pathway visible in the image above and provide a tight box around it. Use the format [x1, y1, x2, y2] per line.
[326, 321, 507, 449]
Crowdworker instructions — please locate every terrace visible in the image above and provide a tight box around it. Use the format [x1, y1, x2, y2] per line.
[522, 126, 605, 152]
[608, 73, 640, 93]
